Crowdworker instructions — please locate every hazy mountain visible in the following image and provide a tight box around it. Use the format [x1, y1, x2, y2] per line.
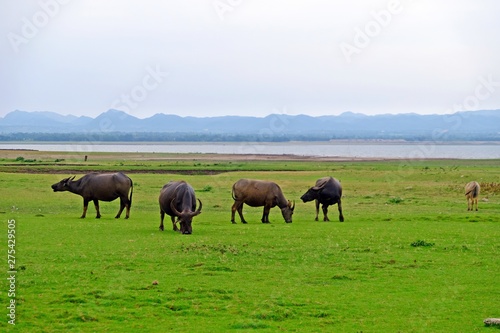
[88, 109, 142, 132]
[0, 110, 93, 132]
[0, 109, 499, 141]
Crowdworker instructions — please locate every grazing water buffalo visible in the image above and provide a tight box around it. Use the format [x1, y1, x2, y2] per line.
[159, 181, 202, 234]
[465, 181, 480, 211]
[51, 172, 133, 219]
[231, 178, 295, 224]
[301, 176, 344, 222]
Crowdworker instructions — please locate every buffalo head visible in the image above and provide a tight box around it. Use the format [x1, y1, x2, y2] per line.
[300, 187, 319, 203]
[280, 200, 295, 223]
[170, 199, 202, 234]
[51, 176, 76, 192]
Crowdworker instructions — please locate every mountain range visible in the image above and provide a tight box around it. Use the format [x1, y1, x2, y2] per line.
[1, 109, 499, 141]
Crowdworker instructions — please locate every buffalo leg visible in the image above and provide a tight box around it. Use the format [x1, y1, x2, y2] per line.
[115, 198, 125, 219]
[81, 199, 89, 218]
[314, 199, 320, 221]
[322, 204, 330, 221]
[338, 200, 344, 222]
[232, 201, 247, 224]
[230, 201, 238, 223]
[261, 206, 271, 223]
[93, 199, 101, 218]
[159, 210, 165, 231]
[171, 216, 179, 232]
[125, 200, 131, 219]
[237, 204, 247, 224]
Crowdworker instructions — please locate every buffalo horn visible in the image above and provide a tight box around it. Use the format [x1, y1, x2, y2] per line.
[170, 199, 182, 217]
[170, 199, 202, 218]
[191, 199, 202, 217]
[63, 176, 76, 183]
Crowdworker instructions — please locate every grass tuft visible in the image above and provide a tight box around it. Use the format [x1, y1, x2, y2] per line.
[230, 321, 271, 329]
[411, 240, 435, 247]
[387, 197, 404, 204]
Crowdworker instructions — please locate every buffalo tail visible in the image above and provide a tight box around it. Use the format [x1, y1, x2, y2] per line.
[129, 178, 134, 208]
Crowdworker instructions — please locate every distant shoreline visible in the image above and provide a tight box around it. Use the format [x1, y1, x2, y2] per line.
[0, 149, 493, 165]
[1, 141, 499, 160]
[1, 140, 500, 145]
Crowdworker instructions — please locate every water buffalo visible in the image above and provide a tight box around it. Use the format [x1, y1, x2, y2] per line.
[159, 180, 202, 234]
[51, 172, 133, 219]
[231, 178, 295, 224]
[465, 181, 480, 211]
[301, 176, 344, 222]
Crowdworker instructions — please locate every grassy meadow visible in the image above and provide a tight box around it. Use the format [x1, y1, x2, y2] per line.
[0, 151, 499, 332]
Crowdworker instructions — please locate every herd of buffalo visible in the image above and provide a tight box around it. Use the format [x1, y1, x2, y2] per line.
[51, 172, 480, 235]
[51, 172, 344, 234]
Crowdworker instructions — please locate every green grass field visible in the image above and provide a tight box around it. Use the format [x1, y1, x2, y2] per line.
[1, 152, 499, 332]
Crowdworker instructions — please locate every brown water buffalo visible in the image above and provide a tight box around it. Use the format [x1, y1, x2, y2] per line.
[465, 181, 480, 211]
[301, 176, 344, 222]
[231, 178, 295, 224]
[51, 172, 133, 219]
[159, 181, 202, 234]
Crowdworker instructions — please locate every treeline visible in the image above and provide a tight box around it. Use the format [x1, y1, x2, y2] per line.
[0, 131, 498, 142]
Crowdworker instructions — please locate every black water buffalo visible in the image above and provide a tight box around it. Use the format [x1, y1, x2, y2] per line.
[159, 181, 202, 234]
[301, 176, 344, 222]
[51, 172, 133, 219]
[231, 178, 295, 224]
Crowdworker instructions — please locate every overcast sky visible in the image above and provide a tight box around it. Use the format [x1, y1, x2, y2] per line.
[1, 0, 499, 119]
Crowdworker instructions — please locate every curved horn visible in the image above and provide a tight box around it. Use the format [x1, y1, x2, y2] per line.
[62, 176, 75, 182]
[290, 200, 295, 210]
[170, 199, 182, 217]
[63, 176, 76, 184]
[188, 199, 202, 218]
[193, 199, 202, 216]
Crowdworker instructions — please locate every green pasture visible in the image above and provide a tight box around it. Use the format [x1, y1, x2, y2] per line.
[0, 153, 499, 332]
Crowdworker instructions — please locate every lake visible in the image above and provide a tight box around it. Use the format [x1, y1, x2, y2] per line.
[1, 142, 499, 159]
